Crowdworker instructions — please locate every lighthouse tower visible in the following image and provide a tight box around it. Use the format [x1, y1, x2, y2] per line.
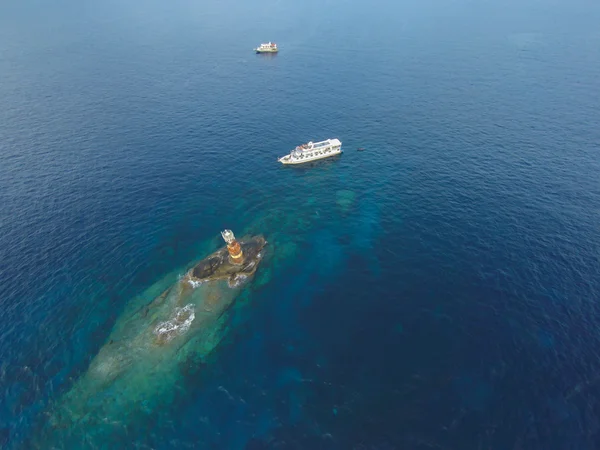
[221, 229, 244, 265]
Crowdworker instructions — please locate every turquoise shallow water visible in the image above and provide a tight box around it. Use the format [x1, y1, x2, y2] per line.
[1, 0, 600, 448]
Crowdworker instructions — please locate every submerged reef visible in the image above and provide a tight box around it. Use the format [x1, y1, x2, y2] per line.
[35, 233, 266, 448]
[335, 189, 356, 215]
[30, 196, 359, 448]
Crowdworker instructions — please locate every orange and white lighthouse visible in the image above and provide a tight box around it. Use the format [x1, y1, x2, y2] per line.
[221, 229, 244, 265]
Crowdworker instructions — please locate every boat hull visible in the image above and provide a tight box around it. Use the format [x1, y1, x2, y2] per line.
[255, 49, 278, 53]
[278, 149, 342, 165]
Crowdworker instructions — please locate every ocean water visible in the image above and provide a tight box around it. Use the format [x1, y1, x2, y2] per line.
[1, 0, 600, 448]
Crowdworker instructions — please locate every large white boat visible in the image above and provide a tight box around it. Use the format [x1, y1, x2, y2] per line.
[255, 42, 278, 53]
[277, 138, 342, 165]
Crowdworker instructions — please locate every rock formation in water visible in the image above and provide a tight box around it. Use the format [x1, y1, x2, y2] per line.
[186, 230, 266, 287]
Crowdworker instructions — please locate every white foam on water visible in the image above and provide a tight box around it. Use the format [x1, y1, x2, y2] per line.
[187, 279, 203, 288]
[228, 274, 249, 288]
[154, 304, 196, 342]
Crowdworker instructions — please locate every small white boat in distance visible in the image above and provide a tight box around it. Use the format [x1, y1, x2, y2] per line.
[278, 138, 342, 165]
[255, 42, 278, 53]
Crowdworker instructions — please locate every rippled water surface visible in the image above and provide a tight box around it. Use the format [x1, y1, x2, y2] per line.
[1, 0, 600, 448]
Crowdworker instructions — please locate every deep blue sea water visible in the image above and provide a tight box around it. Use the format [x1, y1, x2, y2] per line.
[1, 0, 600, 448]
